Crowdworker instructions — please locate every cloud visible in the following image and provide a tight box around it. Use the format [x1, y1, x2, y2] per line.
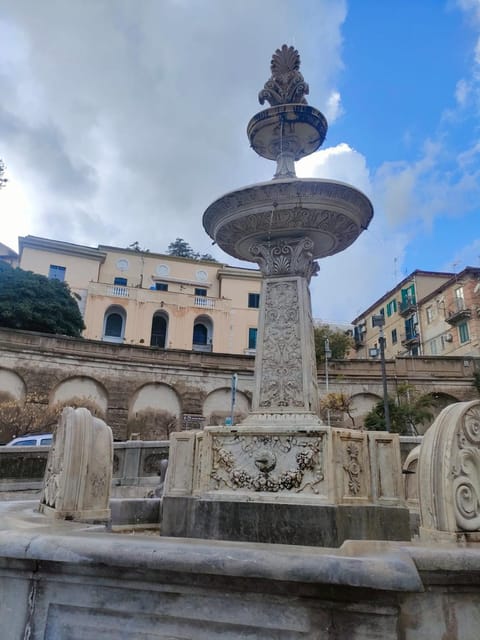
[0, 0, 347, 254]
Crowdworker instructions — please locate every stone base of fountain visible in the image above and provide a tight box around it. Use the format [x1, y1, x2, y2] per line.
[161, 425, 411, 547]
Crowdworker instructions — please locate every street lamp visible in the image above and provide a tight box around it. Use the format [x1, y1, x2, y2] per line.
[371, 314, 391, 433]
[325, 338, 332, 426]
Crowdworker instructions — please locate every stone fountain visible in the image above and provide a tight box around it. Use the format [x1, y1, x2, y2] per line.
[162, 45, 409, 546]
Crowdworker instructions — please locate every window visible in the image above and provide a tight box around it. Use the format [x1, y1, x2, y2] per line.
[248, 328, 257, 350]
[105, 313, 123, 337]
[386, 300, 397, 317]
[48, 264, 66, 281]
[430, 339, 438, 355]
[155, 283, 168, 292]
[103, 306, 126, 343]
[391, 328, 397, 344]
[458, 321, 470, 344]
[12, 439, 36, 446]
[150, 313, 167, 348]
[426, 305, 435, 324]
[248, 293, 260, 308]
[114, 277, 127, 286]
[195, 288, 207, 297]
[193, 323, 208, 345]
[40, 437, 53, 445]
[401, 284, 415, 304]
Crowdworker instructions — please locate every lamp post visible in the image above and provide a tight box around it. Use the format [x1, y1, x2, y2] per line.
[324, 338, 332, 426]
[371, 315, 391, 433]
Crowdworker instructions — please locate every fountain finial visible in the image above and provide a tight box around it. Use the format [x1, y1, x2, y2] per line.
[259, 44, 309, 106]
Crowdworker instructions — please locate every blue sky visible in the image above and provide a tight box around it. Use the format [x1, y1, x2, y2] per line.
[0, 0, 479, 322]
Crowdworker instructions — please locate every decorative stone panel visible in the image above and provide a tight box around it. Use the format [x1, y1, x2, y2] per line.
[332, 429, 370, 504]
[419, 400, 480, 540]
[368, 432, 404, 506]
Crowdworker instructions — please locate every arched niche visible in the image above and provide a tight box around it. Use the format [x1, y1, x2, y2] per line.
[129, 383, 181, 418]
[203, 387, 250, 425]
[349, 392, 382, 426]
[128, 383, 182, 440]
[416, 391, 459, 435]
[0, 368, 26, 404]
[50, 377, 108, 415]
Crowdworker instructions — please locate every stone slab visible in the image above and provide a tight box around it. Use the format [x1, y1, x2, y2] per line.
[161, 495, 411, 547]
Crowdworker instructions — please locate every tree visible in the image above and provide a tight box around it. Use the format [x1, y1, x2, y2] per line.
[166, 238, 217, 261]
[320, 392, 356, 427]
[0, 392, 105, 443]
[0, 159, 7, 189]
[314, 323, 353, 365]
[364, 383, 434, 434]
[0, 262, 85, 336]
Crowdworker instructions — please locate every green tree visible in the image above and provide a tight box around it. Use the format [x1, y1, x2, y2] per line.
[314, 323, 353, 365]
[0, 159, 7, 189]
[166, 238, 216, 261]
[364, 383, 434, 434]
[320, 392, 356, 427]
[0, 262, 85, 336]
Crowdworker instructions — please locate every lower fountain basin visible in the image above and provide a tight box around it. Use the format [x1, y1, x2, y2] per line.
[203, 178, 373, 262]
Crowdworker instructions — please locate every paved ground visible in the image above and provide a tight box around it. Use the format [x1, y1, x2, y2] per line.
[0, 489, 42, 501]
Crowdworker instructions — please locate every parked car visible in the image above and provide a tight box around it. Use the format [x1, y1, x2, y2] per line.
[5, 434, 53, 447]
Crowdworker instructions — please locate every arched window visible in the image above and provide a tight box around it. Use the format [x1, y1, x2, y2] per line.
[151, 312, 168, 348]
[103, 306, 126, 343]
[192, 315, 213, 352]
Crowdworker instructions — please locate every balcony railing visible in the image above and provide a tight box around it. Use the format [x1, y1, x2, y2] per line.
[401, 332, 420, 347]
[107, 285, 130, 298]
[87, 282, 230, 312]
[399, 297, 416, 316]
[446, 299, 471, 325]
[194, 296, 215, 309]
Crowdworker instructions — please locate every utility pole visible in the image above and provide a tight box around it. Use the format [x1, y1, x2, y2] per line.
[325, 338, 331, 426]
[371, 315, 391, 433]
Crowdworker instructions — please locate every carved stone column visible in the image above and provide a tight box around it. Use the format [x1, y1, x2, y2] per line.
[245, 236, 320, 420]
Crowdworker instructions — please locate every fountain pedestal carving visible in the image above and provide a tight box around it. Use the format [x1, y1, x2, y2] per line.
[162, 45, 410, 546]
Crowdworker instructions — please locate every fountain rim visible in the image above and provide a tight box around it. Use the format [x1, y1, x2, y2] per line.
[203, 177, 374, 232]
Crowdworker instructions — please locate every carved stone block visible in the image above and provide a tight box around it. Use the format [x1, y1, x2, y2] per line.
[39, 407, 113, 523]
[332, 429, 370, 504]
[164, 430, 199, 496]
[198, 426, 330, 500]
[368, 432, 404, 506]
[419, 400, 480, 541]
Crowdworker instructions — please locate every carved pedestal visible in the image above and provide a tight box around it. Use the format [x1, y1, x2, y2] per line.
[162, 426, 409, 546]
[39, 407, 113, 523]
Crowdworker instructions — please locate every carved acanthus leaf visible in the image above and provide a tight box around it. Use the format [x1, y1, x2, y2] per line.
[258, 45, 309, 106]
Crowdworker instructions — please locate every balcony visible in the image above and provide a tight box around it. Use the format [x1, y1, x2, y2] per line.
[399, 297, 416, 316]
[446, 299, 472, 325]
[192, 343, 212, 353]
[87, 282, 231, 312]
[401, 332, 420, 348]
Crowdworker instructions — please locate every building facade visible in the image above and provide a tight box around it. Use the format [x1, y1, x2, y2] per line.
[352, 268, 480, 359]
[17, 236, 261, 355]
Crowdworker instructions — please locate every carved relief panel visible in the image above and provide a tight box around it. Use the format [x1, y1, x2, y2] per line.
[206, 430, 327, 497]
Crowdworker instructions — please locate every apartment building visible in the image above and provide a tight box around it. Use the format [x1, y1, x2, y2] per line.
[352, 268, 480, 359]
[17, 236, 261, 355]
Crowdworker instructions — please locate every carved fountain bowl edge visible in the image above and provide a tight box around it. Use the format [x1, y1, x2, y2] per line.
[203, 178, 373, 236]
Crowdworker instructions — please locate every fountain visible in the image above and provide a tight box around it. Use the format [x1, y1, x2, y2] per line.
[162, 45, 410, 546]
[2, 46, 480, 640]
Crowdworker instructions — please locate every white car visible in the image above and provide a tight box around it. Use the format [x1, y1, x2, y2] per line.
[6, 434, 53, 447]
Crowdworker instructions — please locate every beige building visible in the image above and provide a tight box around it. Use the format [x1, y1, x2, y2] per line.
[351, 268, 480, 359]
[17, 236, 261, 355]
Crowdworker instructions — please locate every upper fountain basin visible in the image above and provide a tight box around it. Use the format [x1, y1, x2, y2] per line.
[203, 178, 374, 263]
[247, 104, 327, 162]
